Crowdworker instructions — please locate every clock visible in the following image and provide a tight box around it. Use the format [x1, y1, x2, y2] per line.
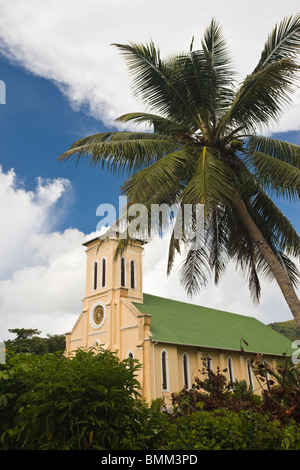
[93, 305, 104, 325]
[89, 302, 106, 329]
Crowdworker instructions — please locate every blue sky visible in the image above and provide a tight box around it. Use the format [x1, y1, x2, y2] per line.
[0, 0, 299, 339]
[0, 55, 124, 235]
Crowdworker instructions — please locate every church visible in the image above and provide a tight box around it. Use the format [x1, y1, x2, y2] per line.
[65, 233, 293, 404]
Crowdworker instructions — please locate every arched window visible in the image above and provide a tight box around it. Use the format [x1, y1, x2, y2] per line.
[247, 358, 254, 389]
[182, 353, 190, 389]
[227, 357, 234, 387]
[263, 360, 270, 386]
[127, 351, 134, 359]
[161, 349, 169, 391]
[101, 258, 106, 288]
[93, 261, 98, 290]
[206, 355, 212, 374]
[130, 260, 135, 289]
[120, 257, 126, 287]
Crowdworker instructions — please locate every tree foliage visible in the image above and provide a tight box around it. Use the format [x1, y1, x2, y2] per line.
[5, 328, 66, 355]
[0, 348, 144, 450]
[269, 319, 300, 342]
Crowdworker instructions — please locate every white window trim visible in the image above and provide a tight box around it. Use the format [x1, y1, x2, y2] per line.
[182, 352, 191, 389]
[227, 356, 235, 384]
[247, 358, 254, 389]
[263, 360, 270, 383]
[206, 355, 213, 374]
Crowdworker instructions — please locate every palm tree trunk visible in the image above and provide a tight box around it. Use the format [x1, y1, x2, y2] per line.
[232, 193, 300, 328]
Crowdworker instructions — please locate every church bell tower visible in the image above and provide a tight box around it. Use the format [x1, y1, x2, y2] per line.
[83, 232, 144, 304]
[65, 231, 145, 355]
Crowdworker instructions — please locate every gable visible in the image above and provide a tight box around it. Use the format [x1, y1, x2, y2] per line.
[134, 294, 293, 356]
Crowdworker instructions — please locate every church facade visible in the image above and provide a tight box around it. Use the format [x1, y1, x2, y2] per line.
[65, 234, 293, 404]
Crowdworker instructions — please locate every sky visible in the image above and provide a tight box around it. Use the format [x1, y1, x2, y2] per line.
[0, 0, 299, 340]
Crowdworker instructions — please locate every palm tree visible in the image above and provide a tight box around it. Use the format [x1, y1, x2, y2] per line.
[59, 16, 300, 326]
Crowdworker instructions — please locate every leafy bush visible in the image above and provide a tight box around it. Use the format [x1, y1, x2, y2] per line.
[170, 359, 262, 417]
[152, 408, 300, 450]
[0, 348, 147, 450]
[153, 356, 300, 450]
[1, 350, 300, 450]
[0, 353, 30, 449]
[252, 354, 300, 424]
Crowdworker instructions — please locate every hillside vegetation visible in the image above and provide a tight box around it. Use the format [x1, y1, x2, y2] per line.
[268, 320, 300, 342]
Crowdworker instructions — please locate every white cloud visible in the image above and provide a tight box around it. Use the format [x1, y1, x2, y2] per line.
[0, 166, 86, 340]
[0, 0, 299, 131]
[0, 167, 71, 277]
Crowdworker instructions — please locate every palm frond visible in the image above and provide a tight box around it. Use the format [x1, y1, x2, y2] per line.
[116, 112, 188, 134]
[167, 222, 182, 275]
[201, 18, 234, 78]
[206, 205, 230, 285]
[167, 20, 235, 135]
[246, 135, 300, 168]
[180, 246, 211, 296]
[242, 149, 300, 201]
[255, 14, 300, 71]
[219, 58, 299, 134]
[120, 147, 193, 206]
[181, 146, 236, 206]
[201, 18, 236, 114]
[58, 131, 180, 175]
[220, 14, 300, 134]
[113, 41, 201, 130]
[256, 249, 300, 288]
[241, 238, 261, 303]
[276, 252, 300, 288]
[247, 190, 300, 258]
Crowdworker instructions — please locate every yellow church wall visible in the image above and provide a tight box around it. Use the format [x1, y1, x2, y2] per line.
[146, 342, 280, 404]
[65, 312, 86, 354]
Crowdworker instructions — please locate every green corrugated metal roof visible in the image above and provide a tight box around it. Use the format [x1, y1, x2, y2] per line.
[134, 294, 293, 356]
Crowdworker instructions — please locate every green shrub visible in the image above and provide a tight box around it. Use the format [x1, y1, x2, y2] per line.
[252, 354, 300, 424]
[0, 352, 35, 449]
[1, 350, 300, 450]
[152, 409, 300, 450]
[0, 348, 147, 450]
[151, 356, 300, 451]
